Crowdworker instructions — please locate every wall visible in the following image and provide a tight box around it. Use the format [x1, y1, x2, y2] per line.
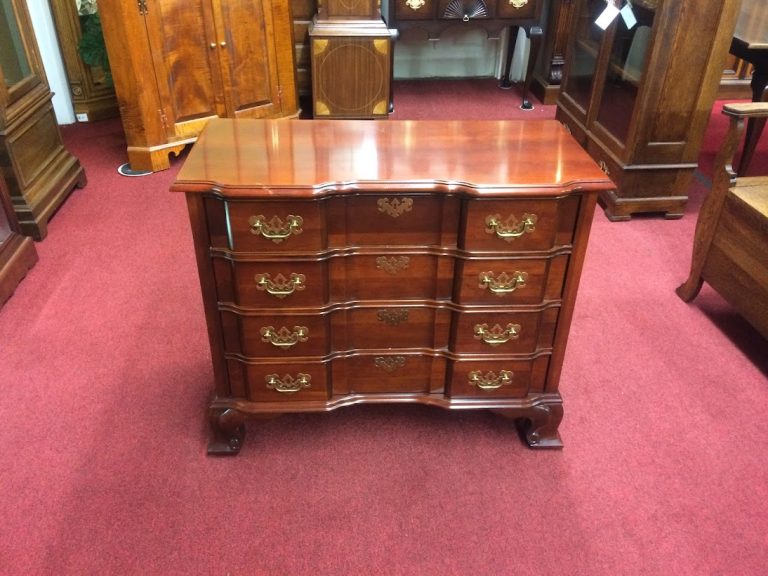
[393, 27, 529, 82]
[25, 0, 75, 124]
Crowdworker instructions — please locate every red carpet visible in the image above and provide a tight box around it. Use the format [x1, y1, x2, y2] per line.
[0, 81, 766, 574]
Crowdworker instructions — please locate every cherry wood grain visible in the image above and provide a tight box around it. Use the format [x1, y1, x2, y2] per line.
[173, 118, 614, 195]
[175, 119, 612, 454]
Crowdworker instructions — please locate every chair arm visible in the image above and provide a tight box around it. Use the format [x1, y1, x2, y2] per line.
[723, 102, 768, 120]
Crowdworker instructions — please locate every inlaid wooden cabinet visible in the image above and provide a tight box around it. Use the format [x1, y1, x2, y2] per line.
[172, 118, 613, 455]
[99, 0, 299, 172]
[309, 0, 393, 118]
[0, 0, 86, 240]
[556, 0, 741, 220]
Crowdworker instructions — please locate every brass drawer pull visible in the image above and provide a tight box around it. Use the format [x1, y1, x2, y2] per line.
[509, 0, 528, 7]
[260, 326, 309, 349]
[249, 214, 303, 243]
[377, 197, 413, 218]
[473, 323, 521, 346]
[468, 369, 514, 390]
[374, 356, 406, 372]
[485, 213, 537, 242]
[478, 271, 528, 295]
[255, 273, 306, 298]
[266, 373, 311, 394]
[406, 0, 426, 9]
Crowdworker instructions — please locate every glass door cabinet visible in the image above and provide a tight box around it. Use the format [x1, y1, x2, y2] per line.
[0, 0, 85, 240]
[0, 169, 37, 308]
[556, 0, 741, 220]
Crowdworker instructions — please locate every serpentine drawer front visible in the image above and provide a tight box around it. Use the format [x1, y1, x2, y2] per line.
[172, 118, 613, 455]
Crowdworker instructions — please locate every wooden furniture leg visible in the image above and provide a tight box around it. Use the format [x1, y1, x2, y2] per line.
[736, 67, 768, 176]
[677, 103, 759, 301]
[499, 25, 544, 110]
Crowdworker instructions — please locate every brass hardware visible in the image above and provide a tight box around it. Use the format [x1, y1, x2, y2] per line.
[468, 370, 514, 390]
[313, 39, 329, 55]
[373, 39, 389, 55]
[377, 308, 409, 326]
[219, 41, 227, 47]
[374, 356, 406, 372]
[266, 373, 311, 394]
[260, 326, 309, 349]
[137, 0, 148, 15]
[406, 0, 426, 9]
[209, 43, 216, 49]
[376, 255, 410, 274]
[255, 273, 306, 299]
[473, 323, 521, 346]
[373, 101, 388, 115]
[598, 160, 610, 175]
[485, 213, 538, 242]
[509, 0, 528, 7]
[478, 271, 528, 295]
[249, 214, 303, 243]
[377, 197, 413, 218]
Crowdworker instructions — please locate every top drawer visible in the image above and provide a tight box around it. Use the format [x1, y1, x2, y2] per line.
[204, 195, 461, 252]
[461, 196, 580, 253]
[204, 194, 578, 253]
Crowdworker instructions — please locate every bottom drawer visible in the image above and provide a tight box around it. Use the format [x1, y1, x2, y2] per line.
[332, 354, 446, 395]
[448, 356, 550, 399]
[227, 360, 330, 402]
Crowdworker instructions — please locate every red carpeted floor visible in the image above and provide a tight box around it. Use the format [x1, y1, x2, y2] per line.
[0, 80, 766, 575]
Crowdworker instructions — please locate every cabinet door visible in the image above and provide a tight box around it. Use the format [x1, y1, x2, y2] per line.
[143, 0, 225, 138]
[559, 0, 606, 120]
[214, 0, 292, 119]
[592, 2, 657, 145]
[0, 0, 46, 108]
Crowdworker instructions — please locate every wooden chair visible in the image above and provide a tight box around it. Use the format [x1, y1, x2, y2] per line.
[677, 102, 768, 340]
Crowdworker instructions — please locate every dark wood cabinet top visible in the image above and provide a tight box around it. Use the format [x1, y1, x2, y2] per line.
[172, 119, 613, 197]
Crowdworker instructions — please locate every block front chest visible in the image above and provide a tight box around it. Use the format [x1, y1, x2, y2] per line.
[172, 118, 613, 454]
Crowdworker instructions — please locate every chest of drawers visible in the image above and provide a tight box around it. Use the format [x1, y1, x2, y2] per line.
[172, 118, 613, 455]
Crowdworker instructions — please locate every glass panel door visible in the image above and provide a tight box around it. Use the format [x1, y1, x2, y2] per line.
[0, 0, 32, 87]
[562, 0, 606, 112]
[595, 2, 657, 143]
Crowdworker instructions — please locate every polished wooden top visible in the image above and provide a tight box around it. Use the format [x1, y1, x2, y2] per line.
[172, 119, 613, 198]
[734, 0, 768, 48]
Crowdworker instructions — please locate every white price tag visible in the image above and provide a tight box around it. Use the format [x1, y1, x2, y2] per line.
[620, 3, 638, 29]
[595, 3, 620, 30]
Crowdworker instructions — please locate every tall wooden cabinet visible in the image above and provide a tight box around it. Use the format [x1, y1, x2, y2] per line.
[49, 0, 119, 122]
[309, 0, 392, 119]
[0, 171, 37, 309]
[555, 0, 742, 221]
[0, 0, 86, 240]
[99, 0, 299, 172]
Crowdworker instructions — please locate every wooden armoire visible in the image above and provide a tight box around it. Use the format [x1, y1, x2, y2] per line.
[98, 0, 299, 172]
